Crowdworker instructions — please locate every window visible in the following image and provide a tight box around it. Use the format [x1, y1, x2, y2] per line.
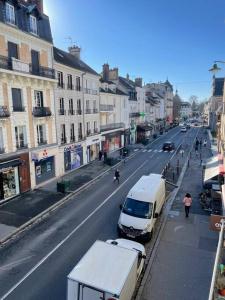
[77, 99, 82, 114]
[86, 100, 90, 109]
[78, 123, 82, 139]
[69, 99, 74, 115]
[86, 122, 90, 135]
[57, 72, 64, 88]
[37, 124, 47, 145]
[67, 74, 73, 89]
[59, 98, 64, 115]
[8, 41, 18, 60]
[70, 123, 75, 142]
[15, 126, 27, 149]
[5, 2, 15, 25]
[61, 124, 66, 144]
[34, 91, 44, 107]
[30, 15, 37, 35]
[94, 121, 97, 133]
[12, 88, 24, 112]
[76, 77, 81, 91]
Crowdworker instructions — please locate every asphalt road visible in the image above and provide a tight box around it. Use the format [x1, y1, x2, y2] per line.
[0, 127, 198, 300]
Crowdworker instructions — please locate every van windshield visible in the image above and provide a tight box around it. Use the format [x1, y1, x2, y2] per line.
[122, 198, 153, 219]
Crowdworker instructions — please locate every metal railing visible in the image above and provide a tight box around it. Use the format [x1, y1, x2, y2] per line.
[13, 106, 25, 112]
[59, 109, 65, 115]
[85, 109, 92, 114]
[61, 137, 67, 144]
[57, 82, 65, 89]
[16, 143, 28, 150]
[93, 108, 98, 114]
[86, 130, 92, 136]
[68, 109, 75, 115]
[100, 104, 114, 112]
[100, 122, 125, 132]
[67, 84, 74, 90]
[38, 139, 48, 146]
[33, 107, 52, 117]
[70, 136, 76, 142]
[0, 106, 10, 118]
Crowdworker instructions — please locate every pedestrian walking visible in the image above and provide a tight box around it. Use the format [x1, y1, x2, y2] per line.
[183, 193, 192, 217]
[203, 139, 207, 147]
[114, 169, 120, 184]
[99, 150, 103, 161]
[195, 138, 199, 147]
[103, 151, 107, 162]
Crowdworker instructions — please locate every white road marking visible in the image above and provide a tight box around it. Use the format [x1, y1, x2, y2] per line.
[0, 160, 148, 299]
[170, 150, 174, 153]
[154, 150, 158, 152]
[134, 149, 139, 152]
[174, 225, 184, 232]
[164, 150, 168, 153]
[0, 256, 34, 272]
[142, 149, 147, 152]
[158, 150, 163, 153]
[148, 149, 152, 152]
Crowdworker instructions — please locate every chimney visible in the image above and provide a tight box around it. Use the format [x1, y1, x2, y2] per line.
[109, 67, 119, 81]
[126, 73, 129, 80]
[135, 77, 142, 88]
[25, 0, 43, 13]
[102, 63, 109, 81]
[68, 45, 81, 60]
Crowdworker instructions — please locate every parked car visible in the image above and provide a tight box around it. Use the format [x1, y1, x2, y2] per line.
[162, 141, 175, 151]
[181, 127, 187, 132]
[186, 123, 191, 129]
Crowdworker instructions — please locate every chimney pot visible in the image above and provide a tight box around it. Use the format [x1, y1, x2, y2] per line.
[68, 45, 81, 60]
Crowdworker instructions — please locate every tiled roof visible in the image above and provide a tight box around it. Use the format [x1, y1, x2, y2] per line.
[100, 87, 128, 96]
[53, 47, 99, 76]
[119, 76, 136, 90]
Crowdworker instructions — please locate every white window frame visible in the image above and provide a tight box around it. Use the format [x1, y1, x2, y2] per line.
[34, 91, 43, 107]
[6, 2, 15, 25]
[30, 15, 37, 35]
[37, 124, 46, 144]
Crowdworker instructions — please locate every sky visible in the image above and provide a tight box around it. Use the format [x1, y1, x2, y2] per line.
[44, 0, 225, 101]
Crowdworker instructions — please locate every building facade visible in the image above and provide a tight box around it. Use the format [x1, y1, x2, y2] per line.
[180, 101, 192, 120]
[0, 0, 59, 196]
[53, 46, 101, 175]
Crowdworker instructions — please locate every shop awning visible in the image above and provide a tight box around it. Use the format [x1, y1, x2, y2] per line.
[0, 158, 21, 170]
[204, 156, 225, 182]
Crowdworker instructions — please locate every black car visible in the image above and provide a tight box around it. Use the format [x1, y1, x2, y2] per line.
[162, 141, 175, 151]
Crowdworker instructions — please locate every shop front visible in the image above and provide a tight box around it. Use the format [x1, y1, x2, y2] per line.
[0, 152, 30, 200]
[86, 135, 101, 163]
[137, 124, 153, 144]
[130, 121, 137, 145]
[31, 149, 56, 185]
[102, 131, 124, 153]
[64, 144, 84, 172]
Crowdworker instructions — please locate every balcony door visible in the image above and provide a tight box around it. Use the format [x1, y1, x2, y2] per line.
[8, 41, 18, 60]
[31, 50, 40, 75]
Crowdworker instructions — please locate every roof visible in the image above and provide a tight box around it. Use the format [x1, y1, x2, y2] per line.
[213, 78, 224, 97]
[53, 47, 99, 76]
[128, 174, 165, 203]
[100, 87, 128, 96]
[68, 240, 137, 295]
[100, 78, 114, 84]
[119, 76, 136, 90]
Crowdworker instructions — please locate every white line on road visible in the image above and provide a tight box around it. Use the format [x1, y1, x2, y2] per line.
[134, 149, 139, 152]
[148, 150, 152, 152]
[142, 150, 147, 152]
[154, 150, 158, 152]
[0, 160, 148, 299]
[0, 256, 34, 272]
[158, 150, 163, 153]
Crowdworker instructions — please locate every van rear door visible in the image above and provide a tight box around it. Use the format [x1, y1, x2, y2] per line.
[79, 284, 105, 300]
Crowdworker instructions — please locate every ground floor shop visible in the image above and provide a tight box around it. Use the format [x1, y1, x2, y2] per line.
[102, 131, 124, 153]
[137, 124, 153, 143]
[86, 135, 101, 163]
[31, 147, 59, 187]
[64, 144, 84, 172]
[0, 152, 30, 201]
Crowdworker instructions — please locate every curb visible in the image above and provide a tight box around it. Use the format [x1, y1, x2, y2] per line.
[135, 127, 200, 300]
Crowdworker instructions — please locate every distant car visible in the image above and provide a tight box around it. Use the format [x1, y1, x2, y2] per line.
[162, 141, 175, 151]
[186, 123, 191, 129]
[194, 122, 198, 126]
[181, 127, 187, 132]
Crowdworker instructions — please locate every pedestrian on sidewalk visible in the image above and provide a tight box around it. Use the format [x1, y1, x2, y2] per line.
[99, 150, 103, 161]
[114, 169, 120, 184]
[103, 151, 107, 163]
[183, 193, 192, 218]
[195, 138, 199, 147]
[203, 139, 207, 147]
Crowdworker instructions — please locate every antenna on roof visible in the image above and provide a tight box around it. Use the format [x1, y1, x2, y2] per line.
[65, 36, 75, 46]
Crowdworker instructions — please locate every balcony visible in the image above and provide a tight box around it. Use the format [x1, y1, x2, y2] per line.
[61, 137, 67, 145]
[93, 108, 98, 114]
[84, 88, 91, 94]
[57, 82, 65, 89]
[59, 109, 65, 115]
[77, 109, 82, 115]
[67, 84, 74, 90]
[100, 122, 125, 132]
[16, 142, 28, 150]
[0, 56, 55, 79]
[84, 88, 98, 95]
[33, 107, 52, 118]
[38, 139, 48, 146]
[75, 86, 81, 92]
[129, 112, 141, 118]
[13, 106, 25, 112]
[85, 109, 92, 114]
[0, 106, 10, 118]
[68, 109, 75, 115]
[100, 104, 114, 112]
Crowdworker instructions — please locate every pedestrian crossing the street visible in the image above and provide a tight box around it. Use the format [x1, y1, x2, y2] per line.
[140, 149, 175, 154]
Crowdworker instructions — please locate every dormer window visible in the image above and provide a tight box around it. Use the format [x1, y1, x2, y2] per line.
[30, 15, 37, 35]
[5, 2, 15, 25]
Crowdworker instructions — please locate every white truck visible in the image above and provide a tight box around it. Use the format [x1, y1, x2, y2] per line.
[67, 239, 146, 300]
[118, 173, 166, 241]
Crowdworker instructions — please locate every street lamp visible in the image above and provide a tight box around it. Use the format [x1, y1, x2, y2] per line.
[209, 61, 225, 74]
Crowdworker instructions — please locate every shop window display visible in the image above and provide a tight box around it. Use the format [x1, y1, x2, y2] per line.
[0, 167, 20, 200]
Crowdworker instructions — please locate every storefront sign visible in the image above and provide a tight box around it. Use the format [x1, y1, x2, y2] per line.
[32, 150, 48, 162]
[210, 215, 225, 231]
[86, 136, 101, 146]
[64, 144, 82, 152]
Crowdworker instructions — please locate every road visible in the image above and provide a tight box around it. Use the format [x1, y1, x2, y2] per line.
[0, 127, 198, 300]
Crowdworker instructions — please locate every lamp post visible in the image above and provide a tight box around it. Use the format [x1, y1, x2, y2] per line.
[208, 61, 225, 75]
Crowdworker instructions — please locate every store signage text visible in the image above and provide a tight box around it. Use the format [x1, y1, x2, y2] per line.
[210, 215, 225, 231]
[64, 144, 82, 152]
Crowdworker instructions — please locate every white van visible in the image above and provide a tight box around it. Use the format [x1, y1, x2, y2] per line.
[118, 174, 166, 241]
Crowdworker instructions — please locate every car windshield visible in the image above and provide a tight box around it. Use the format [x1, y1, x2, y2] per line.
[164, 142, 171, 146]
[122, 198, 152, 219]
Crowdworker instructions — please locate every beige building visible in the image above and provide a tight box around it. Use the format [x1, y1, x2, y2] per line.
[0, 0, 58, 194]
[53, 46, 101, 174]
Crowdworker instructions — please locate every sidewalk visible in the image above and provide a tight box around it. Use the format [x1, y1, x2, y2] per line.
[140, 129, 219, 300]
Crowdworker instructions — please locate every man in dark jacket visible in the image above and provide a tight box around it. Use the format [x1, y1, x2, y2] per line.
[114, 169, 120, 184]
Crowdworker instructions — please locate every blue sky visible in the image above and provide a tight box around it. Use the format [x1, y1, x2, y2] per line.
[45, 0, 225, 101]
